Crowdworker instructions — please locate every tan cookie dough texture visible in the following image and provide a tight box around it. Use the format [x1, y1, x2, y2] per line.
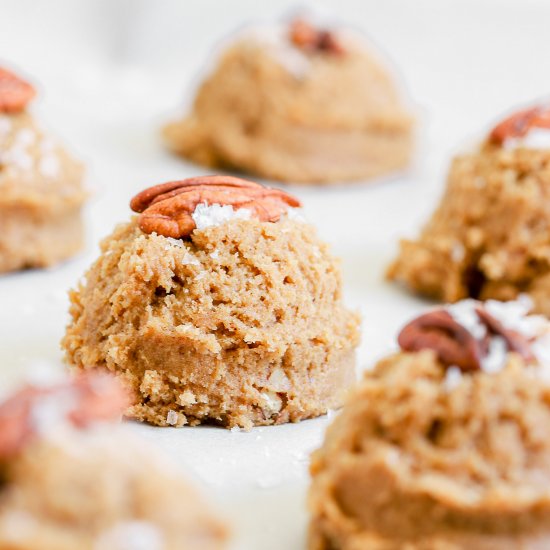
[0, 431, 227, 549]
[62, 217, 360, 429]
[163, 28, 413, 184]
[0, 112, 86, 272]
[308, 350, 550, 549]
[388, 145, 550, 315]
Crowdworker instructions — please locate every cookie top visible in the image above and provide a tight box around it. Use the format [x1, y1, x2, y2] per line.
[311, 297, 550, 543]
[487, 103, 550, 150]
[0, 372, 129, 461]
[200, 18, 413, 131]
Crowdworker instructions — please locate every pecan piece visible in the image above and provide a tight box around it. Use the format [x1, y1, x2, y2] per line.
[289, 18, 345, 55]
[130, 175, 302, 239]
[489, 105, 550, 145]
[0, 67, 35, 113]
[475, 307, 535, 363]
[0, 372, 130, 460]
[398, 310, 484, 371]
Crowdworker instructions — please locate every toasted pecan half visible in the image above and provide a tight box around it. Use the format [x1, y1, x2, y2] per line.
[130, 175, 301, 239]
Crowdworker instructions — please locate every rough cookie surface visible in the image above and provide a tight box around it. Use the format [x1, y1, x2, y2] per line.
[308, 350, 550, 549]
[0, 112, 86, 272]
[62, 217, 360, 429]
[388, 145, 550, 316]
[0, 430, 227, 550]
[163, 26, 413, 184]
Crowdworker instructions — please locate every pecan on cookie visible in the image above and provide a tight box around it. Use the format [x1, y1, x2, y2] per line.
[130, 175, 301, 239]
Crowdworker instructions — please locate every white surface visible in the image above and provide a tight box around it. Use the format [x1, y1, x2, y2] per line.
[1, 1, 550, 548]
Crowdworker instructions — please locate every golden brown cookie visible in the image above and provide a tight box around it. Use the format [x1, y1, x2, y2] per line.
[388, 103, 550, 316]
[163, 19, 414, 185]
[0, 373, 228, 550]
[309, 298, 550, 549]
[62, 176, 360, 429]
[0, 66, 86, 273]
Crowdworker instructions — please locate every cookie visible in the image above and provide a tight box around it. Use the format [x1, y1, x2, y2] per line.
[163, 18, 414, 184]
[62, 175, 360, 429]
[388, 103, 550, 315]
[0, 65, 86, 273]
[309, 298, 550, 548]
[0, 372, 228, 550]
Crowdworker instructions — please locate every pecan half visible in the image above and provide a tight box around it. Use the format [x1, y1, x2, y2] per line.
[0, 67, 35, 113]
[475, 307, 535, 363]
[130, 175, 302, 239]
[398, 310, 484, 371]
[0, 372, 129, 460]
[489, 105, 550, 145]
[289, 19, 345, 55]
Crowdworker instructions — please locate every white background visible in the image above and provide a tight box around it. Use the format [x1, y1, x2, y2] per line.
[1, 1, 550, 548]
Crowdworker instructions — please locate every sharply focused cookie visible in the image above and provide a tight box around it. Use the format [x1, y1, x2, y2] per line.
[389, 103, 550, 315]
[0, 372, 228, 550]
[62, 175, 360, 429]
[163, 18, 414, 184]
[0, 66, 86, 273]
[309, 297, 550, 549]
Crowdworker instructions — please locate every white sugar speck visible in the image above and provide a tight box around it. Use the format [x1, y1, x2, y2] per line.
[39, 155, 59, 178]
[192, 202, 251, 230]
[166, 410, 178, 425]
[0, 116, 12, 137]
[284, 207, 306, 222]
[504, 128, 550, 151]
[481, 336, 508, 373]
[451, 242, 465, 262]
[164, 237, 184, 249]
[182, 253, 200, 266]
[15, 128, 35, 147]
[447, 299, 487, 339]
[210, 250, 220, 260]
[443, 366, 463, 392]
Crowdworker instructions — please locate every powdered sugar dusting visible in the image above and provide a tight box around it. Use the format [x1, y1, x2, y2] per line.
[445, 296, 550, 376]
[164, 237, 184, 249]
[244, 24, 311, 78]
[481, 336, 508, 374]
[163, 237, 200, 265]
[38, 154, 59, 178]
[484, 295, 546, 339]
[504, 128, 550, 151]
[0, 129, 35, 172]
[166, 410, 178, 425]
[192, 202, 251, 230]
[182, 253, 200, 266]
[0, 116, 12, 138]
[284, 207, 306, 222]
[443, 366, 463, 392]
[28, 390, 79, 436]
[447, 299, 487, 339]
[15, 128, 35, 148]
[94, 521, 163, 550]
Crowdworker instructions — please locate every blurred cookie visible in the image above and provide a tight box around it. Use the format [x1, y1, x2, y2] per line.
[309, 298, 550, 549]
[0, 66, 86, 273]
[0, 372, 228, 550]
[163, 18, 414, 184]
[389, 103, 550, 315]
